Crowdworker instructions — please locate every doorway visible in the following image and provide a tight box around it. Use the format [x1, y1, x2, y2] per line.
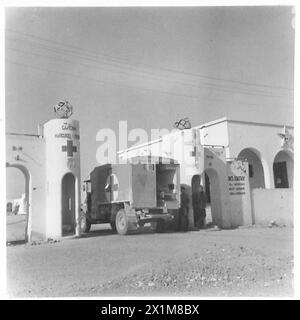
[273, 150, 293, 188]
[273, 162, 289, 188]
[61, 173, 76, 236]
[204, 168, 222, 227]
[6, 164, 30, 243]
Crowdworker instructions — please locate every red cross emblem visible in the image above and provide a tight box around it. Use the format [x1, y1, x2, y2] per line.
[105, 174, 119, 202]
[62, 140, 77, 157]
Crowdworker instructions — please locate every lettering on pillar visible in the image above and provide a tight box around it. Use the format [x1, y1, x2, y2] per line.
[55, 133, 80, 140]
[62, 122, 76, 131]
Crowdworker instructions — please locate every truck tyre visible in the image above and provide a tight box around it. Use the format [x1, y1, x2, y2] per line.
[116, 209, 129, 235]
[80, 215, 91, 233]
[156, 220, 166, 233]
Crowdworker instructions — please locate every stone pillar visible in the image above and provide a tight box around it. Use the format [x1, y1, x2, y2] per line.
[43, 118, 81, 238]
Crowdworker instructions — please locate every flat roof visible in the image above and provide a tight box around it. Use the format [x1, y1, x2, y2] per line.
[196, 117, 294, 129]
[118, 117, 294, 154]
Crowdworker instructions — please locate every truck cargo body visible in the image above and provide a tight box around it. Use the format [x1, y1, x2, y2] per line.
[82, 159, 180, 234]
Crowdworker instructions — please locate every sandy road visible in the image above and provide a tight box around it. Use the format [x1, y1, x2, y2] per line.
[6, 224, 293, 297]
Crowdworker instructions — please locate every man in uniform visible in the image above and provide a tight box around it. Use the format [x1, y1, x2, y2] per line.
[192, 185, 207, 229]
[178, 186, 189, 232]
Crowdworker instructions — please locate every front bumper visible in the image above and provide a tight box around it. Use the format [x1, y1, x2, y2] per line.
[137, 212, 174, 225]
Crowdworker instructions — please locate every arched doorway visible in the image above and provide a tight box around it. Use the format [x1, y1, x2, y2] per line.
[6, 163, 31, 242]
[273, 150, 294, 188]
[61, 173, 76, 236]
[204, 168, 222, 227]
[238, 148, 265, 189]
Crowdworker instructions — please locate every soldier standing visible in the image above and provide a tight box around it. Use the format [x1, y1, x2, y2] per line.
[178, 186, 189, 232]
[192, 185, 207, 229]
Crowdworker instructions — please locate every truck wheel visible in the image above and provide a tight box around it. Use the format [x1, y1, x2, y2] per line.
[80, 215, 91, 233]
[116, 209, 129, 235]
[156, 220, 166, 233]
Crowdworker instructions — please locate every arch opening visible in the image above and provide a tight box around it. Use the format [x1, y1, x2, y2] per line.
[61, 173, 76, 236]
[273, 150, 294, 188]
[238, 148, 265, 189]
[6, 163, 30, 243]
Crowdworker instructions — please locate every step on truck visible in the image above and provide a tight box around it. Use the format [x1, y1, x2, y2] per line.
[80, 157, 181, 235]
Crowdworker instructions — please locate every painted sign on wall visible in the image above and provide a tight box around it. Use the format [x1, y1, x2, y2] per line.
[228, 175, 246, 196]
[227, 160, 248, 196]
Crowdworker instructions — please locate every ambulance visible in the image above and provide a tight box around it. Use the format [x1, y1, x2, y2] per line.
[80, 156, 180, 235]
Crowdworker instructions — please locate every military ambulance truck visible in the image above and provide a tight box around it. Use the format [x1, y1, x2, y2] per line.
[80, 157, 180, 235]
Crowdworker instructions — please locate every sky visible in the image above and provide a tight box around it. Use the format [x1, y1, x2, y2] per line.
[5, 6, 295, 198]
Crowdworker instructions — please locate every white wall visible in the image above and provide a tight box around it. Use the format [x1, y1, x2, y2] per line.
[251, 188, 293, 226]
[6, 134, 46, 240]
[199, 118, 229, 147]
[227, 120, 294, 189]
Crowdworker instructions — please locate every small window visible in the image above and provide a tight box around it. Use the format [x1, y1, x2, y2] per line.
[249, 164, 254, 178]
[168, 184, 175, 191]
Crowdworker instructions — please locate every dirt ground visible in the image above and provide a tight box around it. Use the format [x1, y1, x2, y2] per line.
[6, 218, 293, 298]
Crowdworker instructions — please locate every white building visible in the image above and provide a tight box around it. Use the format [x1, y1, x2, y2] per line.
[6, 116, 81, 241]
[6, 114, 293, 241]
[119, 117, 294, 228]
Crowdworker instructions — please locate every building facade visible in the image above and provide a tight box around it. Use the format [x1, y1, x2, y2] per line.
[6, 116, 293, 241]
[119, 118, 294, 228]
[199, 118, 294, 190]
[6, 117, 81, 241]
